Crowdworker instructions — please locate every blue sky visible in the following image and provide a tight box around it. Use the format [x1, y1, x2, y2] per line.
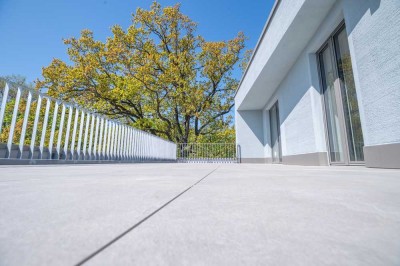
[0, 0, 274, 84]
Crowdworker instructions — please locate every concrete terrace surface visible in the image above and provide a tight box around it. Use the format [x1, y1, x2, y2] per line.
[1, 164, 400, 265]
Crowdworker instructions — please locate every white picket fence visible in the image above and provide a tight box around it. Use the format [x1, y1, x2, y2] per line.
[0, 83, 176, 163]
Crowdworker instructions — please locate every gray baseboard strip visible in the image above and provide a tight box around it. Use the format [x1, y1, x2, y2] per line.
[364, 143, 400, 169]
[240, 153, 329, 166]
[240, 158, 269, 164]
[282, 152, 329, 166]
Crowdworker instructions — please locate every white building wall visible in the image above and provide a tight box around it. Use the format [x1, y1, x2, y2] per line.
[342, 0, 400, 147]
[266, 53, 325, 157]
[259, 0, 344, 159]
[235, 0, 400, 167]
[235, 110, 265, 162]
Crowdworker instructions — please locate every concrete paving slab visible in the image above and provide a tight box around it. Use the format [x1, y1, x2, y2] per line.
[0, 164, 217, 265]
[1, 164, 400, 265]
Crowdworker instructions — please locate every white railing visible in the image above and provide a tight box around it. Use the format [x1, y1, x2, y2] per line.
[0, 83, 176, 163]
[177, 143, 238, 163]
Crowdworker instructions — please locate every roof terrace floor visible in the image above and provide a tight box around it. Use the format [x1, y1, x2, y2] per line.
[1, 163, 399, 265]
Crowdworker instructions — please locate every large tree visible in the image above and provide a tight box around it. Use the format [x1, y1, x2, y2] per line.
[37, 2, 247, 143]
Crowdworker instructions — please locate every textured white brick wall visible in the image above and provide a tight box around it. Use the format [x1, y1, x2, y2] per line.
[343, 0, 400, 146]
[235, 110, 265, 159]
[271, 53, 321, 156]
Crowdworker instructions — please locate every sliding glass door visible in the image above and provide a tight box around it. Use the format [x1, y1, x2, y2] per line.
[333, 27, 364, 162]
[319, 44, 345, 163]
[318, 23, 364, 164]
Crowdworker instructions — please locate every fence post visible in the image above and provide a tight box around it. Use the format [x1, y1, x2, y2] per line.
[56, 104, 66, 159]
[110, 122, 116, 160]
[6, 87, 21, 158]
[70, 107, 79, 160]
[92, 116, 100, 160]
[0, 83, 10, 136]
[101, 119, 108, 160]
[30, 95, 43, 159]
[19, 90, 32, 159]
[97, 118, 103, 160]
[76, 110, 85, 160]
[106, 121, 112, 160]
[39, 98, 51, 159]
[88, 114, 95, 160]
[48, 101, 59, 159]
[83, 113, 90, 160]
[63, 106, 73, 160]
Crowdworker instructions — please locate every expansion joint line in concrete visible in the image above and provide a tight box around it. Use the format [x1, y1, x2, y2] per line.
[75, 166, 220, 266]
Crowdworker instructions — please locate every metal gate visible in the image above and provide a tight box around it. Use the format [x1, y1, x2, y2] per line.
[177, 143, 238, 163]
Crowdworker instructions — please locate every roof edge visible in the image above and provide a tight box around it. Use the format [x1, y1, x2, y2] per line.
[235, 0, 282, 98]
